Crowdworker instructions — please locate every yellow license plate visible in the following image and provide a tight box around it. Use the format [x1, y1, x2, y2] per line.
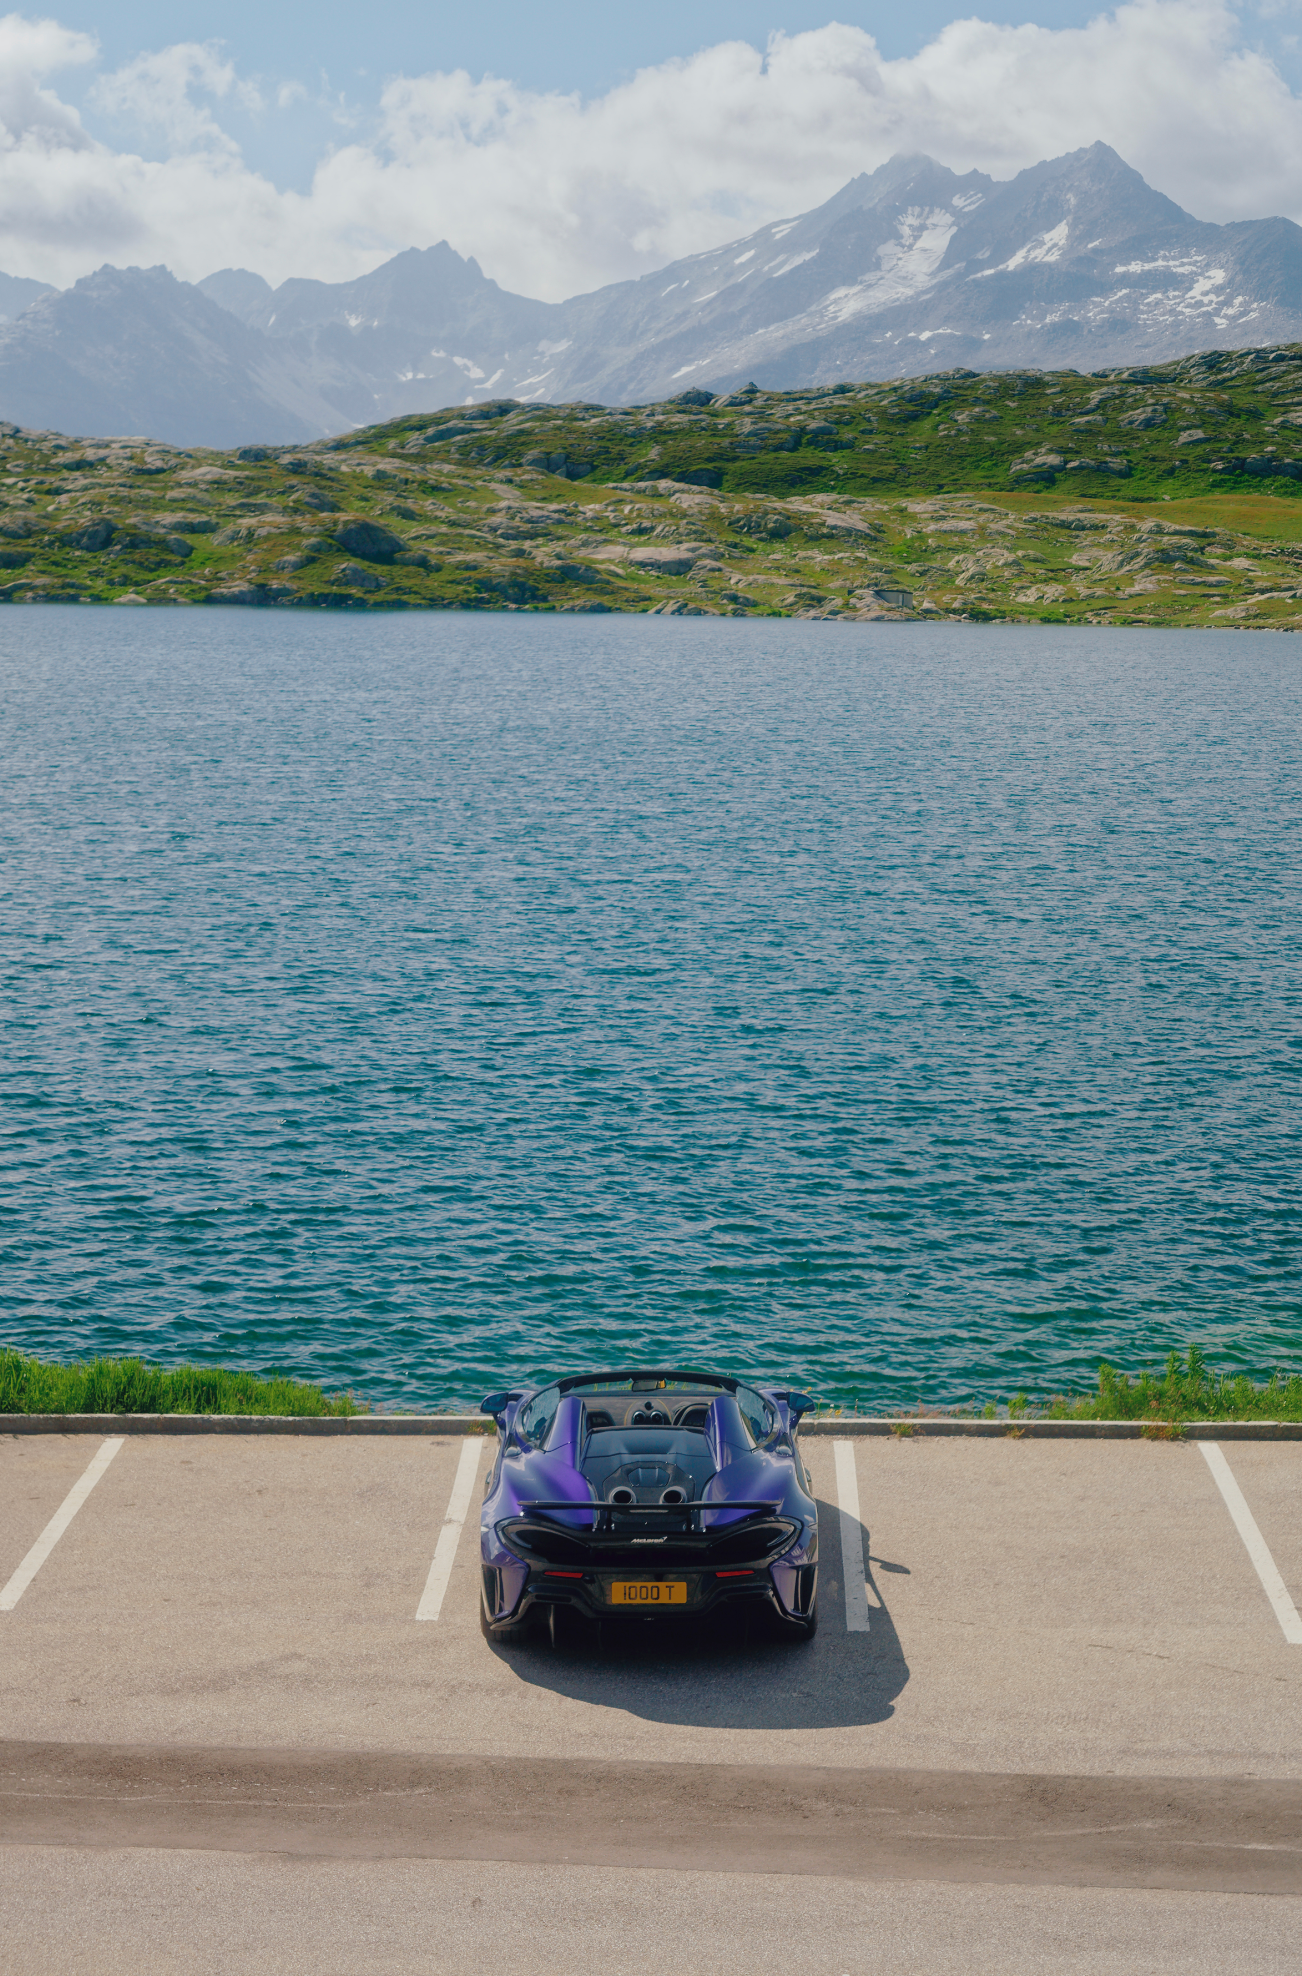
[609, 1580, 687, 1605]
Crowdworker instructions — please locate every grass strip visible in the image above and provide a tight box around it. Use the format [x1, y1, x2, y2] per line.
[1039, 1347, 1302, 1426]
[810, 1349, 1302, 1426]
[4, 1345, 1297, 1425]
[0, 1348, 365, 1417]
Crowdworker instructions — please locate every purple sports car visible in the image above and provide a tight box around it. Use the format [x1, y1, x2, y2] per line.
[478, 1368, 818, 1645]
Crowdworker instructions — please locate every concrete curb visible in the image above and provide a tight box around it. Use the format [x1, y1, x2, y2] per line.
[1, 1414, 1300, 1440]
[0, 1413, 491, 1436]
[800, 1418, 1302, 1440]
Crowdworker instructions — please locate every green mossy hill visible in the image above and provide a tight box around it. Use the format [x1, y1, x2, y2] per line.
[0, 1348, 364, 1416]
[392, 345, 1302, 503]
[6, 343, 1302, 626]
[1045, 1348, 1302, 1424]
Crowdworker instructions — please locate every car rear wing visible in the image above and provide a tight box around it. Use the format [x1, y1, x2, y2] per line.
[518, 1498, 781, 1531]
[500, 1501, 801, 1568]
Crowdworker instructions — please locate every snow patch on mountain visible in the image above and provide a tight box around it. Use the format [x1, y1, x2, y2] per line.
[773, 206, 966, 338]
[975, 220, 1072, 277]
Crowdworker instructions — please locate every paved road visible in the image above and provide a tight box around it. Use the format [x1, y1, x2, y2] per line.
[3, 1847, 1301, 1975]
[2, 1430, 1300, 1970]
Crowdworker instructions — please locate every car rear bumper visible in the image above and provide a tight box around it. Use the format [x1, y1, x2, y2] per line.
[480, 1500, 818, 1636]
[482, 1561, 817, 1633]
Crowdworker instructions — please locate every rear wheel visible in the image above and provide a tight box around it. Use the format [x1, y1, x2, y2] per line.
[771, 1597, 818, 1643]
[480, 1595, 531, 1646]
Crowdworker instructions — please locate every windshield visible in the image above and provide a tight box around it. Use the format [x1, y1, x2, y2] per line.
[564, 1374, 729, 1395]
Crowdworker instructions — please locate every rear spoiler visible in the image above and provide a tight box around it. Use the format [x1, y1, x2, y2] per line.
[518, 1498, 781, 1530]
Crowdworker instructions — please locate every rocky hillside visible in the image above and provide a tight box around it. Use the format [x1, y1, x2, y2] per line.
[2, 347, 1302, 630]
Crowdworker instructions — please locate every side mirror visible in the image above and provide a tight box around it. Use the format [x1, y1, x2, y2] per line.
[786, 1391, 815, 1419]
[480, 1391, 521, 1422]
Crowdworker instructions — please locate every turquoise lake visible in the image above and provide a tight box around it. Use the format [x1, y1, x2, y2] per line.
[1, 607, 1298, 1410]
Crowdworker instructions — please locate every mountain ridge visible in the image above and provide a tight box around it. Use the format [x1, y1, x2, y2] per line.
[5, 143, 1302, 444]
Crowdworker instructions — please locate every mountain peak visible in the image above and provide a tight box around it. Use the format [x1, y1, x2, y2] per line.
[1, 142, 1298, 441]
[197, 268, 275, 325]
[1006, 141, 1193, 226]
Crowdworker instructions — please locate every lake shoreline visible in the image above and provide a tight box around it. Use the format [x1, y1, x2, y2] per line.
[4, 1411, 1301, 1439]
[4, 1350, 1299, 1430]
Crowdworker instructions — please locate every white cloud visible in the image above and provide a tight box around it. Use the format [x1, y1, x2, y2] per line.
[0, 3, 1301, 296]
[89, 43, 263, 153]
[0, 14, 94, 151]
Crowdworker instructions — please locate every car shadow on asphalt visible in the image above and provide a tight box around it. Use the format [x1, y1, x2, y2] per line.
[485, 1509, 909, 1731]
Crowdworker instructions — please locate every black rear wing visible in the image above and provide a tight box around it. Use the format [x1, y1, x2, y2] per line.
[518, 1498, 780, 1532]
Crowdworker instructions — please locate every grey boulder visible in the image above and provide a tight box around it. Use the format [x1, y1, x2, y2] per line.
[333, 520, 405, 562]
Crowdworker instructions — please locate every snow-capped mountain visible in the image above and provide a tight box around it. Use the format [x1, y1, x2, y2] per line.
[198, 242, 555, 424]
[3, 143, 1302, 444]
[509, 142, 1302, 400]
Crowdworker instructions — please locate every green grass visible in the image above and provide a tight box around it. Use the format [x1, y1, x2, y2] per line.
[6, 340, 1302, 626]
[0, 1348, 365, 1416]
[4, 1344, 1296, 1424]
[810, 1349, 1302, 1423]
[1043, 1347, 1302, 1424]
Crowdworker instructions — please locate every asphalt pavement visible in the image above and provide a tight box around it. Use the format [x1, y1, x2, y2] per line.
[2, 1429, 1299, 1970]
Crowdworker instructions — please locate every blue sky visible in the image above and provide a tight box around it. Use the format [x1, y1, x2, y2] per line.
[45, 1, 1302, 188]
[47, 3, 1117, 97]
[2, 3, 1302, 294]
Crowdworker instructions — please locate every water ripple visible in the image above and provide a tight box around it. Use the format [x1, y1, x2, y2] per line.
[0, 609, 1298, 1408]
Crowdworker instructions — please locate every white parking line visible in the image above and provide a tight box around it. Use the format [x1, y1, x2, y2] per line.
[1200, 1442, 1302, 1645]
[832, 1440, 871, 1633]
[416, 1437, 483, 1622]
[0, 1437, 126, 1612]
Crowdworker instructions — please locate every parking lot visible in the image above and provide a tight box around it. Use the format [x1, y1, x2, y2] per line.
[2, 1428, 1300, 1971]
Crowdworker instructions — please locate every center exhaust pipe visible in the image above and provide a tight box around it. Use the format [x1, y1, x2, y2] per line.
[660, 1487, 686, 1504]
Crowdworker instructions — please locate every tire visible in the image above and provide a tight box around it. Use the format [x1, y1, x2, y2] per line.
[771, 1597, 818, 1643]
[481, 1595, 531, 1646]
